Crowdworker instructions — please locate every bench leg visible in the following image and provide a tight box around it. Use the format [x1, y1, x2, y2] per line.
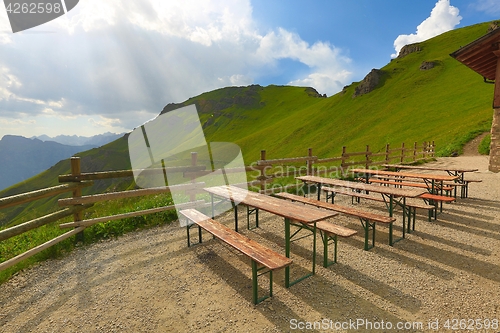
[325, 190, 335, 204]
[360, 219, 375, 251]
[412, 207, 416, 231]
[284, 218, 316, 287]
[186, 222, 202, 247]
[321, 231, 338, 267]
[251, 261, 273, 304]
[406, 207, 413, 234]
[247, 206, 259, 230]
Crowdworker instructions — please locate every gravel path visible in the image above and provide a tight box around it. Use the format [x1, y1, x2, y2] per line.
[1, 156, 499, 333]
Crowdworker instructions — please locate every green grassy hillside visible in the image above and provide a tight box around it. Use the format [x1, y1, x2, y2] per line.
[0, 21, 497, 282]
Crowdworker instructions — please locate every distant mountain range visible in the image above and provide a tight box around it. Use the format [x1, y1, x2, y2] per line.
[0, 133, 124, 190]
[32, 132, 124, 147]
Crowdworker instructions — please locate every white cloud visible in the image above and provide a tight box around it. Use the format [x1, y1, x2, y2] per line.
[89, 116, 122, 128]
[391, 0, 462, 58]
[473, 0, 500, 15]
[255, 28, 352, 95]
[0, 0, 353, 138]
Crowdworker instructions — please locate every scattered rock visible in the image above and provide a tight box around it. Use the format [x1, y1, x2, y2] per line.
[420, 61, 436, 70]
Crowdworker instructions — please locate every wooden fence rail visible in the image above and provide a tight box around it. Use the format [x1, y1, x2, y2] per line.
[0, 141, 434, 272]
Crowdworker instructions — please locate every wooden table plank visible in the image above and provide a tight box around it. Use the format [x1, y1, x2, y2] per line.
[204, 185, 336, 223]
[382, 164, 478, 173]
[296, 175, 426, 198]
[350, 168, 459, 182]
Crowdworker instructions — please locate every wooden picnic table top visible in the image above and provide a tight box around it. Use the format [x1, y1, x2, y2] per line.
[296, 175, 427, 198]
[350, 168, 459, 182]
[204, 185, 336, 223]
[382, 164, 478, 173]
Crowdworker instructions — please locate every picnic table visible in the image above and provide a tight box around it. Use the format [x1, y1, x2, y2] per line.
[296, 175, 427, 243]
[203, 185, 337, 287]
[350, 168, 458, 195]
[382, 164, 479, 198]
[381, 164, 478, 182]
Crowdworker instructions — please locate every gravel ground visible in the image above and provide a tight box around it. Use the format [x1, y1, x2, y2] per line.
[1, 155, 499, 333]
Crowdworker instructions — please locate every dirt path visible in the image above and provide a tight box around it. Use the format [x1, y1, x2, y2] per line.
[462, 132, 489, 156]
[1, 156, 499, 333]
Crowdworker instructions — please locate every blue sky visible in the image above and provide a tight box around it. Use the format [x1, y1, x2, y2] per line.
[0, 0, 499, 139]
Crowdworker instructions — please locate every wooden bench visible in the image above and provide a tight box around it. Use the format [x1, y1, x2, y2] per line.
[419, 192, 456, 217]
[350, 180, 454, 220]
[361, 177, 454, 196]
[275, 192, 396, 251]
[321, 186, 435, 225]
[313, 220, 357, 266]
[180, 209, 292, 304]
[461, 179, 482, 198]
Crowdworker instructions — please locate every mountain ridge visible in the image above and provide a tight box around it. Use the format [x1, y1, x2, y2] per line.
[0, 135, 97, 191]
[31, 132, 125, 147]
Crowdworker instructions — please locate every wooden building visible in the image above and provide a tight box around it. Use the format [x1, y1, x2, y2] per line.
[450, 24, 500, 172]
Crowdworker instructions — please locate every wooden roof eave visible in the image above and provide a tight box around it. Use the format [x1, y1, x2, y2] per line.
[450, 27, 500, 81]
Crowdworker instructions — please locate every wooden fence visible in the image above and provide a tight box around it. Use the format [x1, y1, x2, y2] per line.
[0, 141, 434, 272]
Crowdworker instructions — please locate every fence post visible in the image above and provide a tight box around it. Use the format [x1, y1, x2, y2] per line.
[413, 142, 417, 162]
[423, 141, 427, 159]
[400, 142, 405, 163]
[385, 143, 390, 164]
[260, 150, 266, 192]
[307, 148, 313, 176]
[431, 141, 435, 157]
[365, 145, 370, 169]
[70, 157, 84, 243]
[190, 152, 198, 202]
[341, 146, 347, 177]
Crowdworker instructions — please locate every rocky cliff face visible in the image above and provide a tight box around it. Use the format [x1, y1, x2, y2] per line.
[397, 43, 422, 59]
[352, 69, 384, 98]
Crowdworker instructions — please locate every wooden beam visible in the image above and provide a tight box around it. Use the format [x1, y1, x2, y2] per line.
[0, 181, 93, 209]
[58, 182, 205, 206]
[59, 200, 206, 229]
[0, 205, 92, 242]
[0, 227, 86, 272]
[493, 50, 500, 108]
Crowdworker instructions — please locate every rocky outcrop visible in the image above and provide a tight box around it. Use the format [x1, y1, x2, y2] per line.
[420, 61, 436, 70]
[160, 85, 264, 116]
[397, 43, 422, 59]
[304, 87, 327, 98]
[352, 69, 383, 98]
[488, 21, 499, 32]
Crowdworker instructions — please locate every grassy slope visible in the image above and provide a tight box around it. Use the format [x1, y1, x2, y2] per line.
[223, 22, 494, 161]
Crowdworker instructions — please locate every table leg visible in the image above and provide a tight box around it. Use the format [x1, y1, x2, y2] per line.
[284, 218, 316, 288]
[234, 204, 238, 232]
[210, 193, 214, 218]
[312, 222, 317, 275]
[285, 217, 291, 288]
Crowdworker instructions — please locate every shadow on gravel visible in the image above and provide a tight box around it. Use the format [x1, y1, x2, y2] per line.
[442, 206, 496, 221]
[399, 239, 500, 283]
[412, 230, 492, 256]
[194, 247, 312, 333]
[463, 198, 500, 209]
[435, 215, 500, 240]
[345, 236, 454, 281]
[5, 243, 193, 333]
[196, 244, 413, 332]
